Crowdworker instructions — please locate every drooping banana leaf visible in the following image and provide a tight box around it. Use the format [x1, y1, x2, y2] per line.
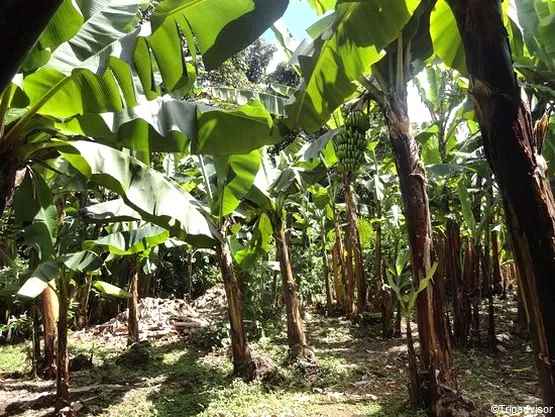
[60, 140, 219, 247]
[13, 169, 59, 260]
[84, 224, 170, 255]
[55, 98, 281, 155]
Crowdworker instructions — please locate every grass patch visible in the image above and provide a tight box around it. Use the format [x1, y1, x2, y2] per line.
[0, 342, 30, 374]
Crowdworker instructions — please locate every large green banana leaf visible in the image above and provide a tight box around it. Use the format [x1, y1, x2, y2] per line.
[13, 170, 59, 260]
[429, 0, 466, 75]
[17, 250, 104, 298]
[285, 0, 420, 132]
[9, 0, 290, 132]
[44, 0, 146, 73]
[516, 0, 555, 69]
[55, 98, 280, 155]
[60, 140, 219, 247]
[84, 225, 170, 255]
[194, 101, 281, 155]
[151, 0, 289, 70]
[204, 87, 288, 116]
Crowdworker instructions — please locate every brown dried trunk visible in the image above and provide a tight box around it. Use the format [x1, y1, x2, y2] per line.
[55, 278, 70, 414]
[273, 212, 307, 350]
[448, 0, 555, 404]
[41, 285, 58, 379]
[216, 241, 252, 378]
[385, 87, 456, 407]
[127, 263, 139, 346]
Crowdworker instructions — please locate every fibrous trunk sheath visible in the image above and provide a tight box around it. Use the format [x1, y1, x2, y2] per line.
[216, 241, 252, 378]
[385, 87, 456, 407]
[273, 212, 307, 351]
[127, 263, 139, 346]
[447, 0, 555, 404]
[55, 279, 70, 414]
[41, 285, 59, 379]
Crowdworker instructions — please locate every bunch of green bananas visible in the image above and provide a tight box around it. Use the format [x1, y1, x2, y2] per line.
[333, 110, 369, 174]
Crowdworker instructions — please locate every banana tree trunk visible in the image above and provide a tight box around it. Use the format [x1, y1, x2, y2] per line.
[385, 88, 457, 407]
[448, 0, 555, 404]
[41, 285, 59, 379]
[1, 0, 64, 93]
[127, 263, 139, 346]
[343, 174, 367, 313]
[332, 223, 346, 304]
[448, 222, 468, 348]
[31, 301, 41, 378]
[74, 274, 92, 330]
[55, 277, 70, 414]
[491, 227, 503, 295]
[372, 220, 383, 308]
[216, 240, 253, 378]
[187, 251, 193, 300]
[272, 212, 307, 353]
[322, 246, 334, 307]
[339, 177, 356, 318]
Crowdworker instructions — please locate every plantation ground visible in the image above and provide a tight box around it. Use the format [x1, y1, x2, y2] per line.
[0, 297, 542, 417]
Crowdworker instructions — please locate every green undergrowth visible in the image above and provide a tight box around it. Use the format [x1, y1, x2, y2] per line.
[0, 343, 30, 374]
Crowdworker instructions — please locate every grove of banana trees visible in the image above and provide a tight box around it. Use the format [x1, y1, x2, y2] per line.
[1, 0, 555, 415]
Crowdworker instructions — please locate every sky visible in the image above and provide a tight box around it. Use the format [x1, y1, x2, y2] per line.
[263, 1, 321, 44]
[262, 1, 430, 123]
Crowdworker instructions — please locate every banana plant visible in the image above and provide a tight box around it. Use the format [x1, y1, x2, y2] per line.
[242, 146, 319, 359]
[193, 150, 265, 379]
[14, 185, 122, 411]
